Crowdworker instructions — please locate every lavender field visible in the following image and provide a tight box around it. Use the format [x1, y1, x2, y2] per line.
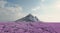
[0, 22, 59, 33]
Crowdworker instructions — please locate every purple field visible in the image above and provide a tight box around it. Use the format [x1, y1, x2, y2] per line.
[0, 22, 60, 33]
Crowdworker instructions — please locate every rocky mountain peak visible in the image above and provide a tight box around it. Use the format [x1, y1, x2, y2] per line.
[15, 14, 40, 22]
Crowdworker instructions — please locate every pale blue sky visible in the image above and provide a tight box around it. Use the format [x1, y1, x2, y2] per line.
[0, 0, 60, 22]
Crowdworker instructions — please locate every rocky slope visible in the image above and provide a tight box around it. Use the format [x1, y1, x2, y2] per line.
[15, 14, 40, 22]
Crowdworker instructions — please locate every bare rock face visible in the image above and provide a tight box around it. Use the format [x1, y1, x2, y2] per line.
[15, 14, 40, 22]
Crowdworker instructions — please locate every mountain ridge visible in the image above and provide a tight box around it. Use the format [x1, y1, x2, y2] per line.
[15, 14, 40, 22]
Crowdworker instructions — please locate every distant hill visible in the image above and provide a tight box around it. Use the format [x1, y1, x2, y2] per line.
[15, 14, 40, 22]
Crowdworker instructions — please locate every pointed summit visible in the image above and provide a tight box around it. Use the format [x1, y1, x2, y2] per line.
[15, 14, 40, 22]
[26, 14, 33, 17]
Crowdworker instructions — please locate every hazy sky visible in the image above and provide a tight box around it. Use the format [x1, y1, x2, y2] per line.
[0, 0, 60, 22]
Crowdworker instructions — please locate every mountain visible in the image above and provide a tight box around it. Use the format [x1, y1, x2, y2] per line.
[15, 14, 40, 22]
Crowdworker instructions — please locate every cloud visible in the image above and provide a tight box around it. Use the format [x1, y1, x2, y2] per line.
[0, 0, 26, 21]
[41, 0, 45, 2]
[0, 0, 7, 8]
[32, 13, 60, 22]
[1, 0, 60, 22]
[32, 6, 40, 11]
[31, 0, 60, 22]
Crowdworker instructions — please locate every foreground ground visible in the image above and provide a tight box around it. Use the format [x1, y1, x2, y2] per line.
[0, 22, 59, 33]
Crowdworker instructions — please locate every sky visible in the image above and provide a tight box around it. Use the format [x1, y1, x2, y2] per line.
[0, 0, 60, 22]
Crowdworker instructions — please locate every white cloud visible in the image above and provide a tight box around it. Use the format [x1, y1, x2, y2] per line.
[32, 6, 40, 11]
[32, 14, 60, 22]
[39, 15, 60, 22]
[1, 0, 60, 22]
[0, 0, 26, 21]
[0, 0, 7, 8]
[31, 0, 60, 22]
[41, 0, 45, 2]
